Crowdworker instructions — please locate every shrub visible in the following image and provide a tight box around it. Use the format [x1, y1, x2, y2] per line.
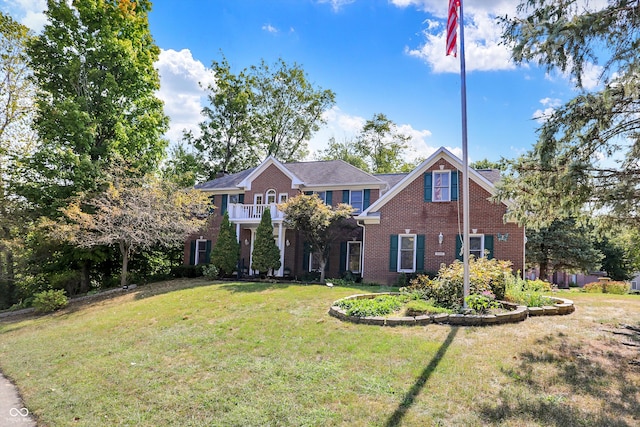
[583, 281, 629, 294]
[335, 295, 404, 317]
[465, 292, 499, 314]
[202, 264, 220, 280]
[405, 299, 452, 316]
[33, 290, 68, 313]
[170, 265, 203, 278]
[504, 275, 554, 307]
[401, 257, 513, 309]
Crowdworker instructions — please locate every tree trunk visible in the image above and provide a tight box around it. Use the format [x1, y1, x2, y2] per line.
[119, 241, 129, 288]
[319, 258, 327, 283]
[539, 260, 549, 282]
[79, 260, 90, 294]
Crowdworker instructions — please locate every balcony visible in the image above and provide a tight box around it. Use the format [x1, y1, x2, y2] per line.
[227, 203, 285, 223]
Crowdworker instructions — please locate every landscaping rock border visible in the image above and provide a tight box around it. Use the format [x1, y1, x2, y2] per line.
[328, 293, 574, 327]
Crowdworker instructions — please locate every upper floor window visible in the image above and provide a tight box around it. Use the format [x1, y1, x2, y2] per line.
[266, 189, 277, 204]
[350, 190, 363, 212]
[433, 171, 451, 202]
[254, 194, 264, 205]
[229, 194, 239, 204]
[279, 193, 288, 203]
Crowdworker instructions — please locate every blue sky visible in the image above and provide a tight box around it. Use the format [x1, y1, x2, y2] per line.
[2, 0, 605, 163]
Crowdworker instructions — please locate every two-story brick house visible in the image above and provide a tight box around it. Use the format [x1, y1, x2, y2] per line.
[185, 147, 525, 285]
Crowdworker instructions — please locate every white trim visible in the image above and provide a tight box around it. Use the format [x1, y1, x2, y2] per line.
[194, 238, 208, 265]
[254, 193, 264, 205]
[278, 193, 288, 203]
[397, 234, 417, 273]
[346, 241, 362, 274]
[359, 147, 507, 217]
[469, 234, 485, 259]
[432, 170, 452, 202]
[349, 189, 364, 213]
[238, 156, 304, 190]
[266, 189, 277, 204]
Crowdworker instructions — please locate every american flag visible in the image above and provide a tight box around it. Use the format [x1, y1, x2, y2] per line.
[446, 0, 460, 57]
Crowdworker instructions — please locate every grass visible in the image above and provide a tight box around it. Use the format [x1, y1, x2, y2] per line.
[1, 281, 639, 426]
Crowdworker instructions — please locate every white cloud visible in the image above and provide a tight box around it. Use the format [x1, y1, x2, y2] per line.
[405, 7, 516, 73]
[262, 24, 278, 33]
[1, 0, 47, 32]
[155, 49, 215, 144]
[317, 0, 355, 12]
[308, 106, 442, 163]
[532, 97, 562, 123]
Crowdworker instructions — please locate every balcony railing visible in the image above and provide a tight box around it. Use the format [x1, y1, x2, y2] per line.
[227, 203, 284, 221]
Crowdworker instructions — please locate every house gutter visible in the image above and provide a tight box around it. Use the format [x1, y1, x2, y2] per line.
[357, 220, 366, 281]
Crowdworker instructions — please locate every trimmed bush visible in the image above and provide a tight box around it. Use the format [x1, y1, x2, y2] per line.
[202, 264, 219, 280]
[583, 281, 629, 294]
[33, 290, 68, 313]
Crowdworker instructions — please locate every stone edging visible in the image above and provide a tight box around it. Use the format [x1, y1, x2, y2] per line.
[328, 293, 575, 327]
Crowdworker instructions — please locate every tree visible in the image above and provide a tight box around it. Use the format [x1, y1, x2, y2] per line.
[251, 208, 281, 276]
[190, 56, 335, 170]
[355, 113, 411, 173]
[162, 143, 208, 188]
[251, 58, 336, 162]
[526, 218, 602, 281]
[51, 174, 212, 288]
[498, 1, 640, 228]
[0, 12, 36, 308]
[315, 136, 370, 171]
[470, 159, 505, 171]
[279, 194, 354, 283]
[21, 0, 169, 217]
[210, 211, 240, 277]
[184, 56, 258, 178]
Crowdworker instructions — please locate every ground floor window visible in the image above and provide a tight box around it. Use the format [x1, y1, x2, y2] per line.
[309, 252, 322, 272]
[470, 235, 484, 259]
[398, 234, 416, 272]
[347, 241, 361, 273]
[195, 239, 208, 265]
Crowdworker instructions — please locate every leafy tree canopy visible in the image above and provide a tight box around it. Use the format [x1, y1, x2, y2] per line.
[187, 55, 335, 176]
[49, 172, 212, 288]
[279, 194, 354, 282]
[497, 0, 640, 228]
[21, 0, 168, 217]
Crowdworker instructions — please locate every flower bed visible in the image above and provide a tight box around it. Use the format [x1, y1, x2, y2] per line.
[329, 293, 574, 327]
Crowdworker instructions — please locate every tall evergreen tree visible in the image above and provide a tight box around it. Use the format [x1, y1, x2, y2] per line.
[251, 208, 281, 276]
[498, 1, 640, 228]
[526, 218, 602, 281]
[210, 212, 240, 277]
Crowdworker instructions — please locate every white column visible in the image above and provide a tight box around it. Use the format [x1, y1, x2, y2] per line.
[277, 223, 285, 276]
[249, 229, 255, 276]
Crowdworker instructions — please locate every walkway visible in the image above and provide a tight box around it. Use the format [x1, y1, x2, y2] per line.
[1, 373, 36, 425]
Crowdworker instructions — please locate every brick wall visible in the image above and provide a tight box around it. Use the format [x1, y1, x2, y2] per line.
[363, 160, 524, 285]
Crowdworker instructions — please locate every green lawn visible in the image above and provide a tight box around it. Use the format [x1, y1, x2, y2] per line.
[1, 280, 639, 426]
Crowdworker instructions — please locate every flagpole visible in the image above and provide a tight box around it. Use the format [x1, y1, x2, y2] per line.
[458, 0, 470, 309]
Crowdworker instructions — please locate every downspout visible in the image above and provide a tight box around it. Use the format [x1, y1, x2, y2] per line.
[357, 220, 366, 281]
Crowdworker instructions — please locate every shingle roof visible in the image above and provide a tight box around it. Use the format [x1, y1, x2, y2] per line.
[374, 173, 408, 194]
[194, 168, 256, 191]
[475, 169, 502, 184]
[285, 159, 384, 187]
[194, 159, 385, 191]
